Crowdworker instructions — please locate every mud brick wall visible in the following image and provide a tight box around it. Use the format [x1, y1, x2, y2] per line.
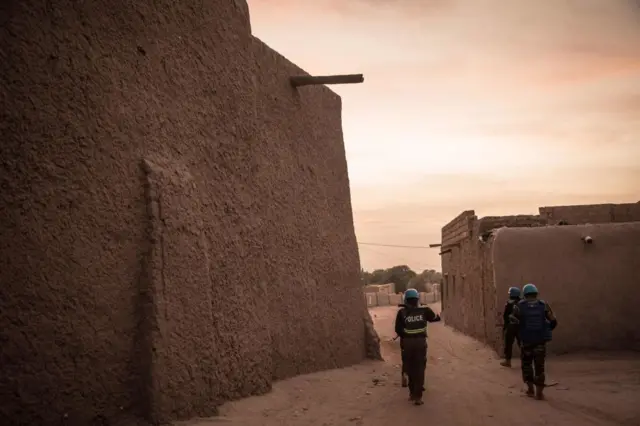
[440, 210, 485, 340]
[441, 203, 640, 355]
[441, 211, 537, 343]
[443, 211, 558, 347]
[441, 209, 476, 317]
[477, 215, 548, 234]
[251, 37, 365, 381]
[0, 1, 368, 425]
[490, 223, 640, 354]
[539, 202, 640, 225]
[389, 294, 402, 305]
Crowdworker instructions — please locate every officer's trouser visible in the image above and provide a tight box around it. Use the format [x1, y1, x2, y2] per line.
[521, 342, 546, 385]
[402, 336, 427, 399]
[503, 327, 521, 360]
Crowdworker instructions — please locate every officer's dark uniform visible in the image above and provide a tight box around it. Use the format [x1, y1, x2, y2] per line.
[502, 297, 521, 362]
[510, 298, 557, 399]
[394, 304, 441, 404]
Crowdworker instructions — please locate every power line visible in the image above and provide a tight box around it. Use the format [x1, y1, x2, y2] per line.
[357, 242, 433, 249]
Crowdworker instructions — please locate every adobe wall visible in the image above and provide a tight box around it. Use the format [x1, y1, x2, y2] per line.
[441, 202, 640, 355]
[363, 292, 439, 308]
[0, 2, 370, 425]
[491, 223, 640, 354]
[251, 37, 366, 380]
[539, 202, 640, 225]
[440, 211, 546, 345]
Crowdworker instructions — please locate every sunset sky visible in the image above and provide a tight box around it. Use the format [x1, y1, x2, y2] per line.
[247, 0, 640, 272]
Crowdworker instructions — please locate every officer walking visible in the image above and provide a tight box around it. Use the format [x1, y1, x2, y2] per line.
[394, 288, 441, 405]
[500, 286, 522, 367]
[509, 283, 558, 400]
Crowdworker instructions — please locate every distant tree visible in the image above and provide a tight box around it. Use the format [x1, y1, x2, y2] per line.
[369, 269, 387, 284]
[360, 268, 372, 285]
[380, 265, 416, 293]
[360, 268, 386, 285]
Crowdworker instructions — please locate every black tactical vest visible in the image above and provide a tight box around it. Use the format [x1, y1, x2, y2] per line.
[402, 307, 428, 337]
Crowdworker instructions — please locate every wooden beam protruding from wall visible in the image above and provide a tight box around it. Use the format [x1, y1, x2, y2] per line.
[290, 74, 364, 87]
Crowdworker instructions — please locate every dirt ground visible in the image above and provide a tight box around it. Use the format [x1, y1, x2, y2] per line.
[176, 303, 640, 426]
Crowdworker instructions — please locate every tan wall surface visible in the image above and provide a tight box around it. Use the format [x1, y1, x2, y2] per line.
[539, 202, 640, 225]
[389, 294, 402, 305]
[440, 203, 640, 354]
[491, 223, 640, 354]
[377, 293, 391, 306]
[363, 283, 395, 294]
[0, 2, 368, 425]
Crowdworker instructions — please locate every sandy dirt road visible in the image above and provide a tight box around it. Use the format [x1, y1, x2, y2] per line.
[177, 303, 640, 426]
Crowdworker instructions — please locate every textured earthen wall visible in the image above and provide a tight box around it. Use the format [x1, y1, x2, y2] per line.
[539, 202, 640, 225]
[441, 203, 640, 355]
[251, 37, 366, 381]
[0, 2, 369, 425]
[441, 211, 544, 344]
[491, 223, 640, 354]
[440, 210, 475, 318]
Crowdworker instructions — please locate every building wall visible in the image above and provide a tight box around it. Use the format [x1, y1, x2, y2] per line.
[440, 203, 640, 355]
[441, 211, 545, 344]
[491, 223, 640, 354]
[251, 37, 365, 381]
[539, 202, 640, 224]
[0, 2, 368, 425]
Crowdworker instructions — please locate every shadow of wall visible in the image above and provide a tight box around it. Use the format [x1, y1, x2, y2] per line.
[0, 1, 367, 424]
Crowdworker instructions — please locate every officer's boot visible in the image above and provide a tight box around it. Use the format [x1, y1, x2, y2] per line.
[500, 359, 512, 368]
[401, 371, 408, 388]
[534, 384, 545, 400]
[525, 382, 535, 397]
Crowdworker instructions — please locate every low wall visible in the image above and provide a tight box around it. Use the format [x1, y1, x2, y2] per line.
[363, 283, 395, 294]
[389, 294, 402, 305]
[364, 291, 440, 308]
[365, 293, 377, 307]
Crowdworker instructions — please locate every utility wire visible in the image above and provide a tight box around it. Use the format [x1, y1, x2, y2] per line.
[357, 242, 434, 249]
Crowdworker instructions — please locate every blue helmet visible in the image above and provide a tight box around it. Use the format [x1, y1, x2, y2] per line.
[404, 288, 419, 301]
[508, 287, 521, 298]
[522, 283, 538, 296]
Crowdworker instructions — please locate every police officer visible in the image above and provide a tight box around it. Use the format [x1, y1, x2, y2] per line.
[509, 283, 558, 400]
[500, 286, 522, 367]
[394, 288, 441, 405]
[396, 296, 420, 388]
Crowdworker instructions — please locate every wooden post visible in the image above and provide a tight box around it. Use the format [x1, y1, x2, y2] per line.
[290, 74, 364, 87]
